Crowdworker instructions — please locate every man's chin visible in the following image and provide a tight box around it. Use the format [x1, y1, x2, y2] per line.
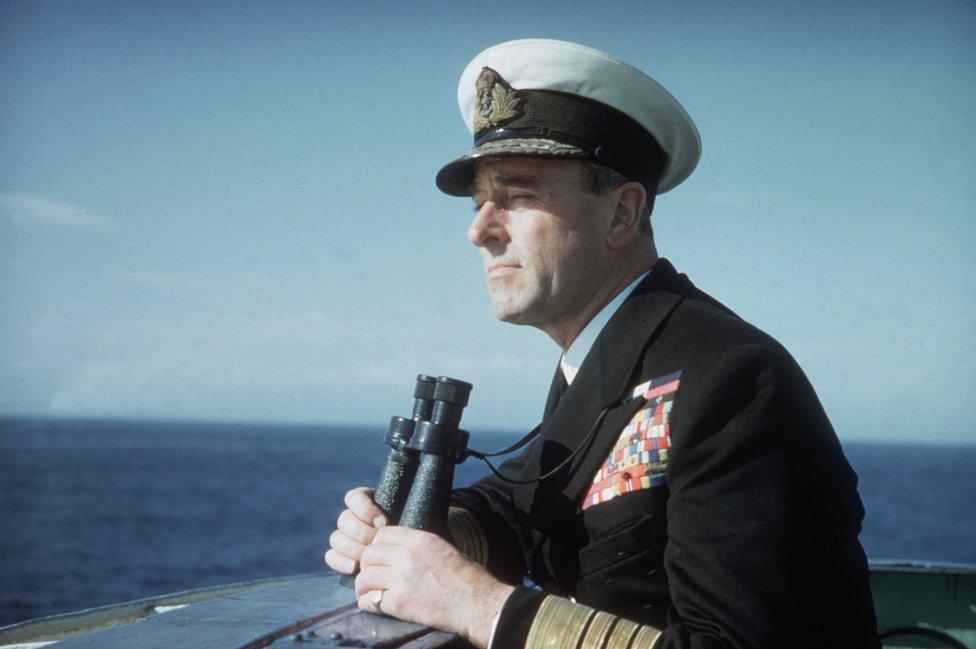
[496, 311, 530, 325]
[491, 302, 541, 326]
[487, 288, 547, 325]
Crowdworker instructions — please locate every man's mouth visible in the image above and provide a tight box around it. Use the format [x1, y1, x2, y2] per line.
[487, 262, 520, 276]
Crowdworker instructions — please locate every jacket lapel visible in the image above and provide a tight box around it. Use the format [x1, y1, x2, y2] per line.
[542, 366, 568, 421]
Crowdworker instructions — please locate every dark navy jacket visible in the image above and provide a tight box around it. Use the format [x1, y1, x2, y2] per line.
[453, 259, 880, 649]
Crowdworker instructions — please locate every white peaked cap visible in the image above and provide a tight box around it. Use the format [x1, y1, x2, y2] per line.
[443, 39, 701, 195]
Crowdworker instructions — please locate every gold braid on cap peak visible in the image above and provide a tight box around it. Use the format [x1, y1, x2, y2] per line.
[474, 67, 526, 134]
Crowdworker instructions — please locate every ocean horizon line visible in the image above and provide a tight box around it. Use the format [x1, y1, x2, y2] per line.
[0, 413, 526, 437]
[1, 413, 973, 447]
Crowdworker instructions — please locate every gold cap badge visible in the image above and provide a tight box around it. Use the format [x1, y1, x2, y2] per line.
[474, 67, 525, 134]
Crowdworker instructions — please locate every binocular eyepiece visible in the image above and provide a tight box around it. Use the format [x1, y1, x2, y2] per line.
[340, 374, 472, 590]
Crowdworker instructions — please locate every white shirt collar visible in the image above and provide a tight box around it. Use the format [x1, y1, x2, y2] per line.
[560, 269, 653, 385]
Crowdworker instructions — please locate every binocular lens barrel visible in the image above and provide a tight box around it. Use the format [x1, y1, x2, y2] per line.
[373, 417, 417, 518]
[397, 451, 457, 533]
[373, 374, 438, 521]
[398, 376, 472, 535]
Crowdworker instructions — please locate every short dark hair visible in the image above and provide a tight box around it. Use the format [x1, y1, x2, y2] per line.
[579, 162, 654, 237]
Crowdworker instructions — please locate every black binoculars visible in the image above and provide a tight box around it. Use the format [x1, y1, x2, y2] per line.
[340, 374, 472, 589]
[374, 373, 473, 533]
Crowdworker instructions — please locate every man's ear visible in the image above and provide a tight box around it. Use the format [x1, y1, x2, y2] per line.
[606, 182, 646, 250]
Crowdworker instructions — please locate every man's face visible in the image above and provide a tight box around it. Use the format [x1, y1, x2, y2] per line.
[468, 158, 613, 328]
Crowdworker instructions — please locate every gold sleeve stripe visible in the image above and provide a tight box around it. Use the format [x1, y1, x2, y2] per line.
[605, 618, 640, 649]
[525, 596, 662, 649]
[525, 596, 596, 649]
[447, 506, 488, 566]
[581, 610, 619, 646]
[632, 625, 663, 647]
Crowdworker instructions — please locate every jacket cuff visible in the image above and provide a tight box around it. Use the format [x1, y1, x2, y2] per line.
[488, 586, 546, 649]
[493, 591, 663, 649]
[450, 490, 527, 584]
[447, 506, 489, 566]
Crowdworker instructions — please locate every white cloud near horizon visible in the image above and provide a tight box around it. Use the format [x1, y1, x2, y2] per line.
[0, 191, 109, 229]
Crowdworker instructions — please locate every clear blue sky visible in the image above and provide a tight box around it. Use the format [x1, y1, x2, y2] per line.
[1, 0, 973, 443]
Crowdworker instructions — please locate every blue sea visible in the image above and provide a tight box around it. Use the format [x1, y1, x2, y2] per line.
[1, 417, 974, 627]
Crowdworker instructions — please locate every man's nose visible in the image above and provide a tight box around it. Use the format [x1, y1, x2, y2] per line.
[467, 201, 510, 247]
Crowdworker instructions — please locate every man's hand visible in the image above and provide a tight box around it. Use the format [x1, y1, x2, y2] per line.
[323, 487, 387, 576]
[356, 526, 515, 649]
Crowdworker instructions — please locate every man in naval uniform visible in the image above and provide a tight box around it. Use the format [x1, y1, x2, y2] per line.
[325, 39, 880, 648]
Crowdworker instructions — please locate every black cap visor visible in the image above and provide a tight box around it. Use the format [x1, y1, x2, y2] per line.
[435, 137, 590, 196]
